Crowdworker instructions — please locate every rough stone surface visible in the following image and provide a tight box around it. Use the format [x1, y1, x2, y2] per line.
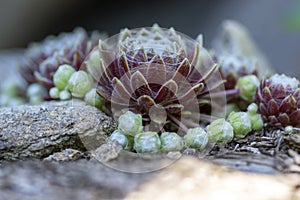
[0, 100, 117, 160]
[0, 160, 153, 200]
[127, 157, 300, 200]
[43, 148, 84, 161]
[1, 157, 298, 200]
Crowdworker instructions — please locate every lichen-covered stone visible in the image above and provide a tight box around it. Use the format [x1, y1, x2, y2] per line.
[0, 100, 117, 160]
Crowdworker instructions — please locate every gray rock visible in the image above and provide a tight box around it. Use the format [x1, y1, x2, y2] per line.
[43, 148, 84, 161]
[0, 100, 117, 160]
[0, 160, 153, 200]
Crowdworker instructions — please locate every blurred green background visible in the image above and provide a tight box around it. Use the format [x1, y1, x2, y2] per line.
[0, 0, 299, 77]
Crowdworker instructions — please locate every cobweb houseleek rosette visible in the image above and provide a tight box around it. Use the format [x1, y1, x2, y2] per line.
[211, 20, 274, 110]
[255, 74, 300, 128]
[19, 28, 103, 100]
[212, 55, 261, 111]
[216, 55, 259, 90]
[95, 24, 228, 132]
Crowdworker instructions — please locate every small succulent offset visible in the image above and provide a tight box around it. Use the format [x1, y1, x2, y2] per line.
[237, 75, 260, 102]
[184, 127, 208, 150]
[206, 118, 234, 144]
[118, 111, 143, 136]
[0, 80, 25, 107]
[107, 129, 133, 151]
[255, 74, 300, 128]
[134, 132, 161, 153]
[160, 132, 184, 152]
[95, 24, 226, 131]
[227, 111, 252, 138]
[247, 103, 264, 131]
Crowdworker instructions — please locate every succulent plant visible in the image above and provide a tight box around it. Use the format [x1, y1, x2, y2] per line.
[248, 112, 264, 131]
[118, 111, 143, 136]
[96, 24, 226, 132]
[255, 74, 300, 128]
[19, 28, 102, 99]
[59, 90, 72, 100]
[26, 83, 47, 104]
[134, 131, 161, 153]
[237, 75, 260, 102]
[212, 20, 274, 80]
[49, 87, 59, 99]
[184, 127, 208, 150]
[84, 88, 105, 109]
[0, 80, 25, 107]
[160, 132, 184, 152]
[227, 111, 252, 138]
[53, 64, 76, 90]
[217, 55, 258, 90]
[107, 129, 133, 151]
[66, 71, 94, 98]
[206, 118, 234, 144]
[247, 103, 264, 131]
[284, 126, 294, 133]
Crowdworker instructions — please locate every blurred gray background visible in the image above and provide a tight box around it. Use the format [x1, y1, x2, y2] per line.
[0, 0, 300, 77]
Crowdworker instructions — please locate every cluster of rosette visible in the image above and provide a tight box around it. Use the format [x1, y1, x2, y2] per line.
[15, 23, 300, 130]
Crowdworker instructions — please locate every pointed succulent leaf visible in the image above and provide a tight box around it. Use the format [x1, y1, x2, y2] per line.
[277, 113, 290, 126]
[178, 83, 204, 102]
[164, 104, 184, 114]
[155, 80, 178, 104]
[172, 58, 191, 80]
[137, 95, 155, 111]
[131, 71, 152, 98]
[267, 99, 279, 116]
[262, 86, 272, 101]
[112, 77, 133, 103]
[268, 115, 278, 124]
[289, 110, 300, 126]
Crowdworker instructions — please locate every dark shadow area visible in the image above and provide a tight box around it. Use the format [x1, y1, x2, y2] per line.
[0, 0, 299, 76]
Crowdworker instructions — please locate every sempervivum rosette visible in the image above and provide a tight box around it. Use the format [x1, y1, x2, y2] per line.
[255, 74, 300, 128]
[217, 55, 258, 90]
[19, 28, 102, 99]
[211, 20, 274, 111]
[95, 24, 226, 132]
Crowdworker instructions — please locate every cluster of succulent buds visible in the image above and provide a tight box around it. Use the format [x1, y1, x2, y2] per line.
[108, 111, 203, 153]
[108, 108, 263, 153]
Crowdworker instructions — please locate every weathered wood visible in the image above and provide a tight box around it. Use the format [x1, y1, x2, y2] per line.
[0, 100, 117, 160]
